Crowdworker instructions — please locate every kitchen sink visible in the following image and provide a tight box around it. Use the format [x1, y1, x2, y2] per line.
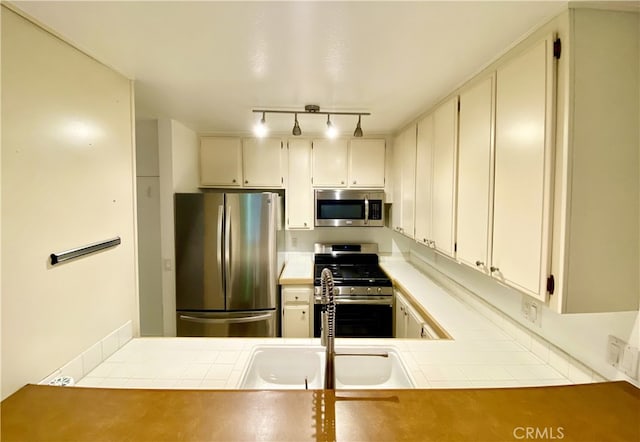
[238, 345, 414, 389]
[239, 346, 325, 389]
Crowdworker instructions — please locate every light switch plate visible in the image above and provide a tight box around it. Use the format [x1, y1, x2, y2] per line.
[607, 335, 625, 367]
[521, 295, 542, 327]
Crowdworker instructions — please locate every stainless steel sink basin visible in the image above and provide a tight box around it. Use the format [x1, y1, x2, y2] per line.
[239, 345, 414, 389]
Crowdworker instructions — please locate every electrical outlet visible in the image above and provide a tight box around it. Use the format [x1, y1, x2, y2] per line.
[607, 335, 625, 367]
[521, 295, 542, 327]
[291, 236, 298, 248]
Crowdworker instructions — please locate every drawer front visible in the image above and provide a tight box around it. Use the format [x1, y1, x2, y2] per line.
[282, 287, 312, 304]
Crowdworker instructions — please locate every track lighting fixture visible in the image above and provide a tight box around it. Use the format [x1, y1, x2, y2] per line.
[252, 105, 369, 138]
[292, 113, 301, 136]
[326, 114, 337, 139]
[353, 115, 363, 138]
[253, 112, 268, 138]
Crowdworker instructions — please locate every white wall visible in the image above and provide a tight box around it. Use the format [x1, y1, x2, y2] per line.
[158, 118, 199, 336]
[1, 7, 138, 398]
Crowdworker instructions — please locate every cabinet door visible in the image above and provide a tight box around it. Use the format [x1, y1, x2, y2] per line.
[391, 134, 404, 232]
[282, 305, 310, 338]
[431, 97, 458, 257]
[200, 137, 242, 186]
[493, 38, 554, 300]
[242, 138, 283, 188]
[349, 139, 385, 188]
[406, 306, 424, 340]
[286, 140, 313, 230]
[312, 139, 348, 187]
[394, 291, 407, 338]
[457, 76, 494, 271]
[400, 125, 417, 238]
[415, 114, 434, 247]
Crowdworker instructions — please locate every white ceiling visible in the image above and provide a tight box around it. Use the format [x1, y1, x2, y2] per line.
[12, 1, 568, 136]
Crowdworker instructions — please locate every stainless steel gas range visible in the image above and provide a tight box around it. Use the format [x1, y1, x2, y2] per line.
[313, 243, 393, 338]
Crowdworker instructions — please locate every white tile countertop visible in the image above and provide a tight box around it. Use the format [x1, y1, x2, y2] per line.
[75, 254, 597, 390]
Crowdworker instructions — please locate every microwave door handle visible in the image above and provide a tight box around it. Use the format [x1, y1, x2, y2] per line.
[364, 196, 369, 225]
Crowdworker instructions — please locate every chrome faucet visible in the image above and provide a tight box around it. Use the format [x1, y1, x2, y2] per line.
[320, 267, 336, 389]
[320, 267, 390, 390]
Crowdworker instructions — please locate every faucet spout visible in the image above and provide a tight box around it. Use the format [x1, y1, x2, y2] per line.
[320, 267, 336, 390]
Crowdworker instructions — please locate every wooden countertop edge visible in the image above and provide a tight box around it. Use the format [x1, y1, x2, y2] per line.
[279, 277, 314, 285]
[2, 382, 639, 442]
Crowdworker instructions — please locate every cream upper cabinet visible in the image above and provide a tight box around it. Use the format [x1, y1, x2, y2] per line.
[200, 137, 242, 186]
[549, 9, 639, 313]
[392, 125, 416, 238]
[430, 97, 459, 257]
[414, 114, 434, 247]
[286, 139, 313, 230]
[312, 139, 348, 187]
[492, 37, 555, 301]
[413, 97, 458, 257]
[242, 138, 284, 188]
[456, 76, 494, 272]
[348, 139, 386, 188]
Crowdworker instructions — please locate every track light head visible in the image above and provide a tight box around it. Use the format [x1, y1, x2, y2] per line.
[292, 113, 302, 136]
[326, 114, 337, 139]
[353, 115, 363, 137]
[253, 112, 268, 138]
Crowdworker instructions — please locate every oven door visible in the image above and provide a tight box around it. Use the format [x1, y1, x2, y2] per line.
[313, 298, 393, 338]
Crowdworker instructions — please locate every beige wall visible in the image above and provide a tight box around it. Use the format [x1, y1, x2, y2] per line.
[1, 7, 138, 398]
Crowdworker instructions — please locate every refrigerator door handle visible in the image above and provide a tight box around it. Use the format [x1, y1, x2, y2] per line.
[225, 204, 231, 300]
[178, 313, 272, 324]
[217, 204, 224, 295]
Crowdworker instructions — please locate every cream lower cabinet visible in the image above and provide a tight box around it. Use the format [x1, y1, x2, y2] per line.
[492, 36, 555, 301]
[394, 290, 428, 339]
[456, 76, 494, 272]
[391, 125, 416, 238]
[281, 285, 313, 338]
[414, 97, 458, 257]
[286, 140, 313, 230]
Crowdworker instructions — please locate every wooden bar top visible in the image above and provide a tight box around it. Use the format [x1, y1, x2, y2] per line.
[2, 382, 639, 441]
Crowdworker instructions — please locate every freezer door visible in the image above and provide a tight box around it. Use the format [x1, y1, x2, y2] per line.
[175, 193, 225, 310]
[225, 193, 277, 310]
[176, 310, 277, 337]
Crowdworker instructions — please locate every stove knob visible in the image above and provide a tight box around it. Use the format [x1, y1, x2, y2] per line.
[377, 287, 382, 294]
[367, 287, 372, 294]
[350, 287, 355, 294]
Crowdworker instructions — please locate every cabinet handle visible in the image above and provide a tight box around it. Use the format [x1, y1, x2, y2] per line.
[232, 179, 237, 183]
[302, 311, 306, 315]
[341, 181, 345, 185]
[353, 180, 357, 185]
[294, 296, 299, 300]
[304, 222, 307, 227]
[244, 180, 248, 184]
[490, 266, 500, 273]
[475, 261, 484, 267]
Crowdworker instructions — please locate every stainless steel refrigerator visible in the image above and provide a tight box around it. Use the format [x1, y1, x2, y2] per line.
[174, 192, 281, 337]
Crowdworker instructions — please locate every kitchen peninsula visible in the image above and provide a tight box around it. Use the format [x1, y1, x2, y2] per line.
[2, 382, 638, 441]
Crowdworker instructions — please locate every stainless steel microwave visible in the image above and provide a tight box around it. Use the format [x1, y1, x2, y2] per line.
[314, 189, 385, 227]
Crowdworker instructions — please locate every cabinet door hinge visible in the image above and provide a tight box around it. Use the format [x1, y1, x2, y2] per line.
[553, 38, 561, 59]
[457, 100, 460, 112]
[281, 177, 284, 184]
[546, 274, 555, 295]
[454, 242, 457, 252]
[311, 177, 314, 184]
